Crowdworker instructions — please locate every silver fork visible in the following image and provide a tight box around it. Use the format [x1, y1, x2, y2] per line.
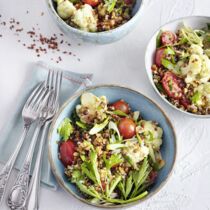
[25, 70, 62, 210]
[0, 81, 50, 205]
[7, 70, 59, 210]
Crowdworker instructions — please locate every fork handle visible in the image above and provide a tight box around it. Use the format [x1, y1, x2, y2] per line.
[25, 122, 50, 210]
[7, 122, 43, 209]
[0, 125, 30, 205]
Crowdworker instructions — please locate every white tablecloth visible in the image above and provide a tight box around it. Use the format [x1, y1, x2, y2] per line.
[0, 0, 210, 209]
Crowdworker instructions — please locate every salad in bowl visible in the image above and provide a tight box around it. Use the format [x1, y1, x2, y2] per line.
[57, 92, 165, 205]
[48, 85, 176, 207]
[151, 23, 210, 115]
[54, 0, 135, 32]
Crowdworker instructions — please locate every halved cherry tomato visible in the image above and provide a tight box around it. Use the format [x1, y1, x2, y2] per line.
[83, 0, 99, 7]
[161, 71, 184, 100]
[161, 31, 176, 46]
[155, 48, 165, 67]
[59, 140, 75, 167]
[112, 100, 130, 114]
[118, 118, 136, 139]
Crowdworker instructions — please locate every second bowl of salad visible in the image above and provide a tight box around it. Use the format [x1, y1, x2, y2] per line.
[48, 85, 176, 207]
[145, 16, 210, 117]
[46, 0, 145, 44]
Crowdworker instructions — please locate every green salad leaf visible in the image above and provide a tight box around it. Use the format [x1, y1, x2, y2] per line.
[89, 117, 109, 135]
[107, 175, 122, 197]
[57, 118, 74, 141]
[90, 150, 102, 188]
[191, 91, 202, 105]
[161, 58, 175, 70]
[105, 191, 148, 204]
[76, 121, 87, 129]
[113, 110, 128, 117]
[125, 174, 133, 199]
[105, 0, 117, 13]
[76, 182, 101, 199]
[104, 153, 123, 170]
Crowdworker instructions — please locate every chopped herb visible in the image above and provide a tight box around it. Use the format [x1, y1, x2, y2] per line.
[168, 79, 173, 91]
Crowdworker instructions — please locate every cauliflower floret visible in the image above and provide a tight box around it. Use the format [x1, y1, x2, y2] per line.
[71, 4, 97, 32]
[200, 55, 210, 83]
[181, 51, 210, 84]
[189, 44, 204, 55]
[76, 92, 107, 124]
[123, 141, 149, 168]
[195, 83, 210, 105]
[57, 0, 76, 19]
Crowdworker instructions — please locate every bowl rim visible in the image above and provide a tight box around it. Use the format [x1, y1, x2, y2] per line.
[48, 84, 177, 208]
[145, 15, 210, 118]
[46, 0, 146, 36]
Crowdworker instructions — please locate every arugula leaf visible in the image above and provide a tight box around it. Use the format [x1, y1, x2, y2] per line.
[164, 47, 175, 55]
[90, 150, 101, 187]
[131, 158, 151, 198]
[76, 121, 87, 129]
[105, 191, 148, 204]
[105, 0, 117, 13]
[125, 174, 133, 199]
[161, 58, 175, 70]
[104, 153, 123, 170]
[132, 158, 149, 188]
[107, 175, 121, 197]
[118, 180, 126, 199]
[76, 182, 101, 199]
[71, 170, 83, 183]
[108, 121, 121, 142]
[57, 118, 74, 141]
[89, 117, 109, 135]
[113, 110, 128, 117]
[81, 162, 97, 183]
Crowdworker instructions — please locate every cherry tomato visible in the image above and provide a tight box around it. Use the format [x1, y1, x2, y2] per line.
[118, 118, 136, 139]
[161, 71, 184, 100]
[155, 48, 165, 67]
[59, 140, 75, 167]
[83, 0, 99, 7]
[112, 100, 130, 114]
[161, 31, 176, 45]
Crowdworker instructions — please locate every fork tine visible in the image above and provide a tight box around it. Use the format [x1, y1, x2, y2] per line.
[55, 71, 63, 104]
[24, 82, 44, 109]
[45, 70, 51, 89]
[31, 70, 54, 110]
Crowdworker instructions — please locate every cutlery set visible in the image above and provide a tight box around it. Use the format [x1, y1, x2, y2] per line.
[0, 69, 63, 210]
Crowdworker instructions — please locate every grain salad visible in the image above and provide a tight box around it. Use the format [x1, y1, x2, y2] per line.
[57, 92, 165, 205]
[152, 23, 210, 115]
[55, 0, 135, 32]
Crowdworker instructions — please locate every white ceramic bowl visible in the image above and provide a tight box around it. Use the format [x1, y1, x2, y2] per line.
[145, 16, 210, 118]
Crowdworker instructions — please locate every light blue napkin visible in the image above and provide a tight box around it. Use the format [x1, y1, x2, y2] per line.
[0, 61, 93, 190]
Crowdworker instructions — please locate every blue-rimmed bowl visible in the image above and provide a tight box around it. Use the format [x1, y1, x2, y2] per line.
[46, 0, 145, 44]
[145, 16, 210, 118]
[48, 85, 177, 208]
